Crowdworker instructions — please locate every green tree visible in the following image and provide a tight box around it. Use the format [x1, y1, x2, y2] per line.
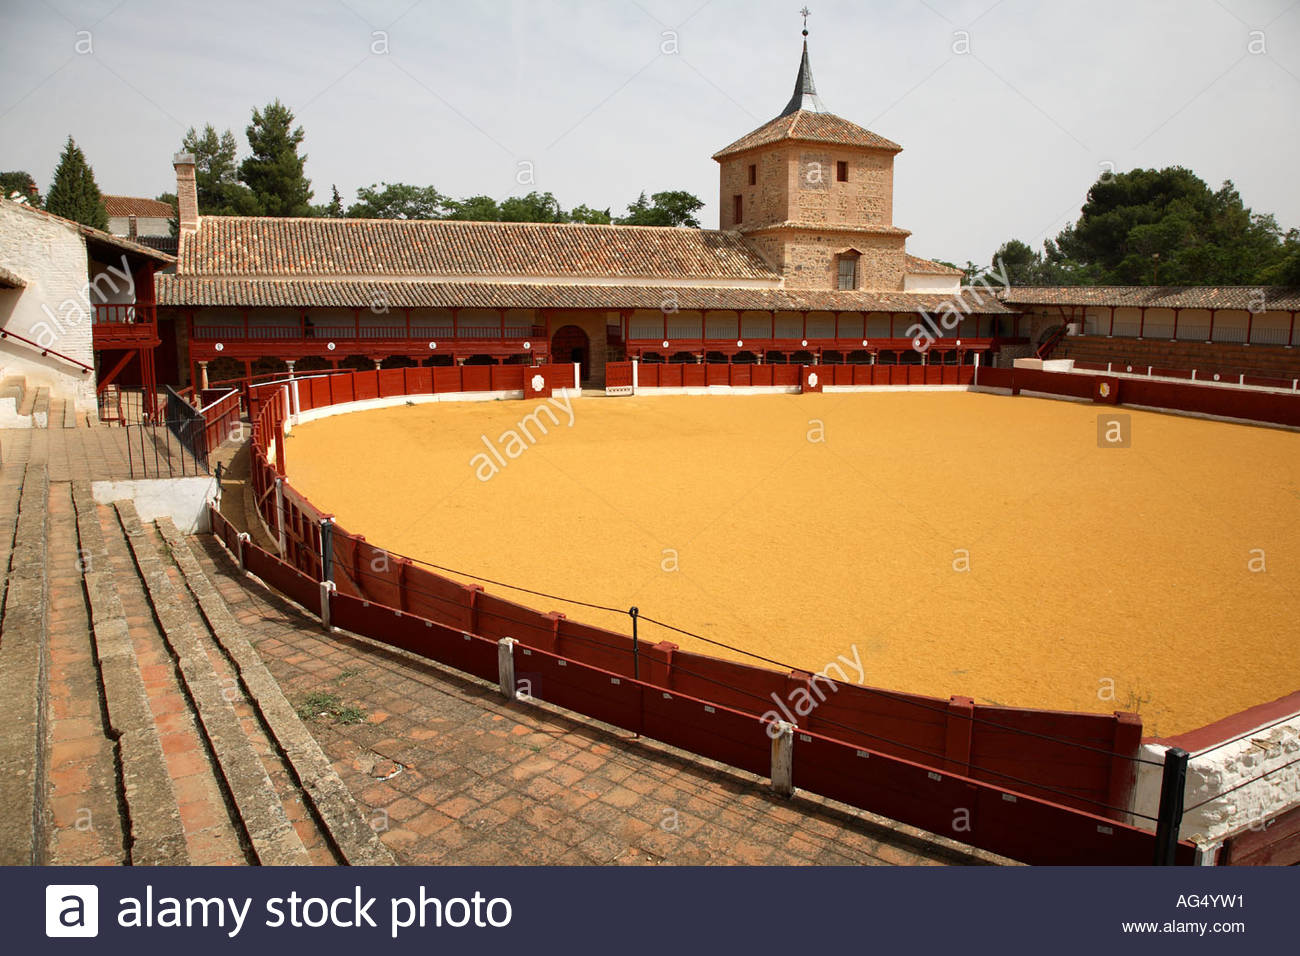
[499, 191, 565, 222]
[1047, 167, 1287, 285]
[325, 184, 344, 217]
[181, 124, 260, 215]
[45, 136, 108, 229]
[568, 203, 612, 225]
[0, 170, 42, 206]
[616, 190, 704, 227]
[346, 182, 448, 219]
[239, 100, 313, 217]
[155, 191, 179, 236]
[445, 195, 501, 221]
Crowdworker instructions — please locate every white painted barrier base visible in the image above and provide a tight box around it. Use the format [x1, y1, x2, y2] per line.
[92, 476, 220, 533]
[1132, 712, 1300, 847]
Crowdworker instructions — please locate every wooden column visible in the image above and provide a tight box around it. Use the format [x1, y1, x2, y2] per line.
[1138, 307, 1146, 338]
[1108, 306, 1116, 337]
[1207, 308, 1216, 342]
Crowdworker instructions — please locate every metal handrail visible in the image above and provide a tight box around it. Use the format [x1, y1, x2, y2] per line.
[0, 326, 94, 373]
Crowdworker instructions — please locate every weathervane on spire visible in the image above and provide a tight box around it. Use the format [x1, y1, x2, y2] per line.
[800, 6, 811, 37]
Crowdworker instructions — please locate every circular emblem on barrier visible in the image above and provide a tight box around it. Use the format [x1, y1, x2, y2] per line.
[1213, 373, 1221, 381]
[328, 342, 337, 351]
[214, 342, 224, 352]
[1126, 365, 1132, 372]
[523, 341, 531, 350]
[807, 372, 819, 388]
[428, 341, 437, 350]
[862, 339, 869, 347]
[737, 339, 744, 348]
[531, 374, 545, 392]
[1099, 382, 1111, 398]
[662, 340, 670, 349]
[801, 339, 809, 347]
[956, 339, 962, 347]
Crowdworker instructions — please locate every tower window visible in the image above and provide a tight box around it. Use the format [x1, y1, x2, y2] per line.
[733, 194, 743, 224]
[748, 164, 757, 185]
[836, 161, 849, 182]
[837, 256, 857, 290]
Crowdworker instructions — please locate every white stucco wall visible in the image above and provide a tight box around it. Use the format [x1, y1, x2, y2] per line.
[107, 215, 171, 238]
[91, 476, 219, 533]
[0, 200, 97, 411]
[1132, 714, 1300, 849]
[904, 274, 962, 293]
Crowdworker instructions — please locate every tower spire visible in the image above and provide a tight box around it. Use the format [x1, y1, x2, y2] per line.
[780, 8, 825, 116]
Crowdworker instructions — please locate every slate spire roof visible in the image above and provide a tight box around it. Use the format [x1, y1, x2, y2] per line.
[712, 36, 901, 159]
[780, 40, 825, 117]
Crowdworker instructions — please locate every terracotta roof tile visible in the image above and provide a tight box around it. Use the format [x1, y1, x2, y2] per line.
[999, 286, 1300, 311]
[102, 195, 175, 218]
[179, 217, 780, 281]
[713, 110, 902, 160]
[905, 254, 963, 276]
[157, 275, 1014, 314]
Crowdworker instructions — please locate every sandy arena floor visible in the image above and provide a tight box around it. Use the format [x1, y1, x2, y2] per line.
[284, 391, 1300, 737]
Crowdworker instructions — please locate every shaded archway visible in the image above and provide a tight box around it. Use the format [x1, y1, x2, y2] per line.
[551, 325, 591, 382]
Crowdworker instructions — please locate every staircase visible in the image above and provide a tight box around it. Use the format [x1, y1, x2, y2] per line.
[0, 454, 391, 865]
[0, 375, 91, 428]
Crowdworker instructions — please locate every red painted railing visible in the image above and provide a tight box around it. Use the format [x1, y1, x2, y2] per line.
[0, 325, 94, 373]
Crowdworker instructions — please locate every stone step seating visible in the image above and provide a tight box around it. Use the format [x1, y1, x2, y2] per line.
[9, 470, 391, 866]
[0, 462, 50, 864]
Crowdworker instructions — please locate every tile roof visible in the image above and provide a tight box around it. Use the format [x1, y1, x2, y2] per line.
[179, 217, 780, 281]
[713, 110, 902, 160]
[905, 254, 963, 276]
[102, 195, 175, 219]
[999, 286, 1300, 311]
[157, 275, 1015, 314]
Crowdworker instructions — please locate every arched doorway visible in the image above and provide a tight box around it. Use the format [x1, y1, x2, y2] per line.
[551, 325, 590, 383]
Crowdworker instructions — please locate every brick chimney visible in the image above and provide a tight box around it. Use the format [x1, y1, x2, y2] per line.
[127, 214, 138, 238]
[173, 151, 199, 235]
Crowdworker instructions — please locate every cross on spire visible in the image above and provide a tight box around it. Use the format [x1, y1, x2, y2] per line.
[780, 9, 825, 116]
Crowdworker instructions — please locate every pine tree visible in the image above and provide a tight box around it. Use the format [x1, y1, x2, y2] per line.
[45, 137, 108, 229]
[239, 100, 313, 217]
[327, 184, 343, 217]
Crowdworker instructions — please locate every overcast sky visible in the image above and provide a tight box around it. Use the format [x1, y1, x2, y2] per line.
[2, 0, 1297, 266]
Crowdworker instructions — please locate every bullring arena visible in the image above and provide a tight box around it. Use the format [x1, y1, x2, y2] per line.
[284, 389, 1300, 739]
[4, 27, 1300, 871]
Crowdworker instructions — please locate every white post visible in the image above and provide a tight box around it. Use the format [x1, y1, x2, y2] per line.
[573, 362, 581, 391]
[319, 580, 335, 632]
[274, 477, 287, 555]
[631, 359, 639, 395]
[236, 532, 250, 574]
[972, 350, 979, 387]
[497, 637, 517, 699]
[770, 721, 795, 797]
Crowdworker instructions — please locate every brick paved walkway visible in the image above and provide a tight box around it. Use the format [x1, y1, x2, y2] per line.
[192, 536, 1006, 866]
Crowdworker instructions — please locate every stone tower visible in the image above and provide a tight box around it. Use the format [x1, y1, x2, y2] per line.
[713, 33, 911, 291]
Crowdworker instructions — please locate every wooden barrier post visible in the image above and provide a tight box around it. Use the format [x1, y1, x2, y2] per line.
[236, 532, 250, 575]
[770, 721, 795, 797]
[497, 637, 517, 700]
[1153, 747, 1190, 865]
